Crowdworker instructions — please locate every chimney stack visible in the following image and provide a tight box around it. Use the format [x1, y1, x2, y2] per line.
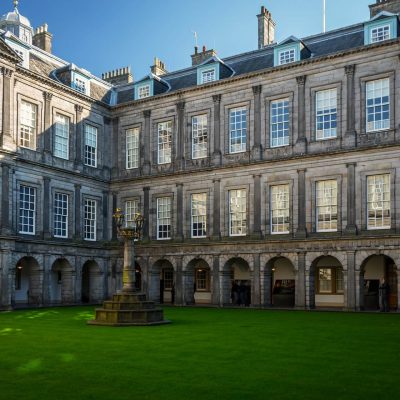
[102, 66, 133, 86]
[257, 6, 275, 49]
[191, 45, 217, 66]
[33, 23, 53, 53]
[151, 57, 168, 76]
[369, 0, 400, 18]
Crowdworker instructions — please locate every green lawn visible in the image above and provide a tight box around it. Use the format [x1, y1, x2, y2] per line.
[0, 307, 399, 400]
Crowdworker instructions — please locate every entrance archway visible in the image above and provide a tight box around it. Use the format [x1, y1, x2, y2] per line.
[224, 258, 251, 306]
[81, 260, 103, 303]
[361, 255, 398, 311]
[14, 257, 41, 305]
[150, 260, 175, 304]
[311, 256, 344, 309]
[186, 259, 211, 305]
[265, 257, 295, 307]
[50, 258, 74, 304]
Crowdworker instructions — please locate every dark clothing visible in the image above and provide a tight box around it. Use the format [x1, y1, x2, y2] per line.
[379, 282, 390, 312]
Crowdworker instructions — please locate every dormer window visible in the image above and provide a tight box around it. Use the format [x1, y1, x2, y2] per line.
[70, 70, 90, 96]
[364, 12, 398, 45]
[370, 24, 390, 43]
[278, 48, 296, 65]
[138, 84, 151, 99]
[201, 69, 216, 84]
[74, 77, 86, 94]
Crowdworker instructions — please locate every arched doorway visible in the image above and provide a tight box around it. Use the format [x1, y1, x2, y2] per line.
[150, 260, 175, 304]
[81, 260, 103, 304]
[50, 258, 74, 304]
[186, 259, 211, 305]
[361, 255, 398, 311]
[224, 258, 251, 306]
[311, 256, 344, 309]
[14, 256, 41, 306]
[266, 257, 295, 308]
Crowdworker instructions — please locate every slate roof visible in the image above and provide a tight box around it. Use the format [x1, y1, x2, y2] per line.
[115, 23, 366, 105]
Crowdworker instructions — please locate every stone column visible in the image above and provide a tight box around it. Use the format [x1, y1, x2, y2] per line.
[74, 105, 83, 167]
[212, 178, 221, 240]
[295, 169, 307, 238]
[111, 117, 119, 174]
[252, 254, 261, 306]
[42, 255, 51, 305]
[143, 187, 150, 241]
[176, 183, 184, 240]
[74, 184, 81, 239]
[43, 91, 53, 154]
[296, 252, 306, 308]
[183, 269, 195, 305]
[345, 162, 358, 235]
[252, 85, 263, 161]
[294, 75, 307, 154]
[212, 94, 222, 165]
[102, 191, 108, 241]
[344, 64, 356, 148]
[175, 101, 185, 169]
[43, 177, 51, 239]
[346, 251, 356, 311]
[220, 270, 231, 305]
[112, 192, 118, 240]
[1, 163, 11, 234]
[143, 110, 151, 174]
[1, 67, 13, 147]
[174, 258, 183, 305]
[262, 267, 272, 306]
[212, 256, 220, 305]
[253, 174, 262, 237]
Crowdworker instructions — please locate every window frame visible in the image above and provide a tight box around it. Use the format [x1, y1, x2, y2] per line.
[157, 121, 173, 165]
[126, 127, 140, 169]
[157, 197, 172, 240]
[83, 198, 97, 241]
[53, 113, 70, 160]
[125, 198, 140, 228]
[191, 193, 207, 238]
[316, 266, 344, 295]
[84, 124, 98, 168]
[228, 189, 247, 237]
[53, 192, 69, 238]
[270, 184, 290, 235]
[315, 88, 338, 140]
[18, 184, 36, 235]
[366, 174, 391, 230]
[19, 99, 38, 150]
[195, 268, 210, 292]
[191, 114, 208, 159]
[365, 78, 390, 133]
[270, 98, 290, 148]
[370, 24, 391, 43]
[228, 107, 247, 154]
[315, 179, 338, 233]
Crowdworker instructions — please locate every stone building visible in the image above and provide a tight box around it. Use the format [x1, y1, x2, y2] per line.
[0, 0, 400, 311]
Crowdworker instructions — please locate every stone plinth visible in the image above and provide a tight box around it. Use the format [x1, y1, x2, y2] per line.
[88, 292, 170, 327]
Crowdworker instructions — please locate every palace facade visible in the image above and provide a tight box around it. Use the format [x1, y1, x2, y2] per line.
[1, 0, 400, 310]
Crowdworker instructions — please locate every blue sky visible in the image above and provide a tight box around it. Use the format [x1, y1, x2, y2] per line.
[3, 0, 373, 79]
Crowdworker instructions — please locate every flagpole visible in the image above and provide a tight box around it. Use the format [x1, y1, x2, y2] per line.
[323, 0, 326, 33]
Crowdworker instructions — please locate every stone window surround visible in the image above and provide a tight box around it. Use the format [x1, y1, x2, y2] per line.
[222, 183, 250, 238]
[81, 193, 103, 241]
[151, 116, 176, 166]
[310, 174, 343, 234]
[359, 168, 396, 233]
[264, 178, 294, 237]
[151, 191, 175, 241]
[186, 108, 212, 161]
[309, 82, 342, 142]
[51, 106, 75, 161]
[50, 187, 74, 239]
[15, 178, 42, 237]
[82, 119, 103, 169]
[16, 93, 42, 151]
[120, 121, 143, 172]
[358, 70, 395, 135]
[264, 91, 294, 150]
[184, 188, 211, 239]
[223, 100, 251, 156]
[125, 126, 141, 170]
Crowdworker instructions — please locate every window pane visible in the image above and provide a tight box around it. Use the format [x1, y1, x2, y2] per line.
[126, 128, 140, 169]
[191, 193, 207, 238]
[54, 192, 68, 238]
[316, 180, 337, 232]
[367, 174, 390, 229]
[316, 89, 337, 140]
[229, 189, 247, 236]
[366, 79, 390, 132]
[157, 197, 171, 239]
[84, 199, 96, 240]
[229, 108, 247, 153]
[54, 114, 70, 159]
[84, 125, 98, 167]
[192, 115, 208, 159]
[125, 199, 140, 228]
[158, 121, 172, 164]
[318, 268, 332, 293]
[270, 99, 289, 147]
[270, 185, 290, 234]
[19, 185, 35, 234]
[20, 100, 37, 149]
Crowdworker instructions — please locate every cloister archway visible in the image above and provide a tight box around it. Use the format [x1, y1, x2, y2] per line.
[14, 256, 41, 305]
[50, 258, 74, 304]
[81, 260, 103, 303]
[223, 257, 251, 306]
[185, 258, 212, 305]
[149, 259, 175, 304]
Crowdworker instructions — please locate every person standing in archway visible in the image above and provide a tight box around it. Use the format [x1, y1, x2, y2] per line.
[379, 277, 390, 312]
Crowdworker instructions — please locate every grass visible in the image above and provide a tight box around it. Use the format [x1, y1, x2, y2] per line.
[0, 307, 399, 400]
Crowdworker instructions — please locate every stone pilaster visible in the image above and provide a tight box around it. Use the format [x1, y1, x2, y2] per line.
[74, 105, 83, 167]
[212, 94, 222, 165]
[1, 67, 13, 147]
[296, 252, 306, 308]
[43, 177, 51, 239]
[143, 110, 151, 174]
[253, 174, 262, 237]
[112, 192, 118, 240]
[43, 91, 53, 154]
[252, 85, 263, 161]
[252, 254, 261, 306]
[102, 191, 108, 241]
[212, 178, 221, 240]
[262, 267, 272, 306]
[346, 251, 356, 311]
[345, 162, 358, 235]
[294, 75, 307, 154]
[295, 169, 307, 238]
[74, 184, 81, 239]
[111, 117, 119, 174]
[1, 163, 11, 234]
[343, 64, 356, 148]
[174, 258, 183, 305]
[176, 183, 184, 240]
[212, 256, 220, 305]
[175, 101, 185, 170]
[143, 187, 150, 241]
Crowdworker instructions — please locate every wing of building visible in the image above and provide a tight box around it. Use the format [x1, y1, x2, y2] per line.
[0, 0, 399, 311]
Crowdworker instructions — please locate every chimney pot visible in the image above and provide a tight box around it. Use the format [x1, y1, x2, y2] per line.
[202, 45, 206, 53]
